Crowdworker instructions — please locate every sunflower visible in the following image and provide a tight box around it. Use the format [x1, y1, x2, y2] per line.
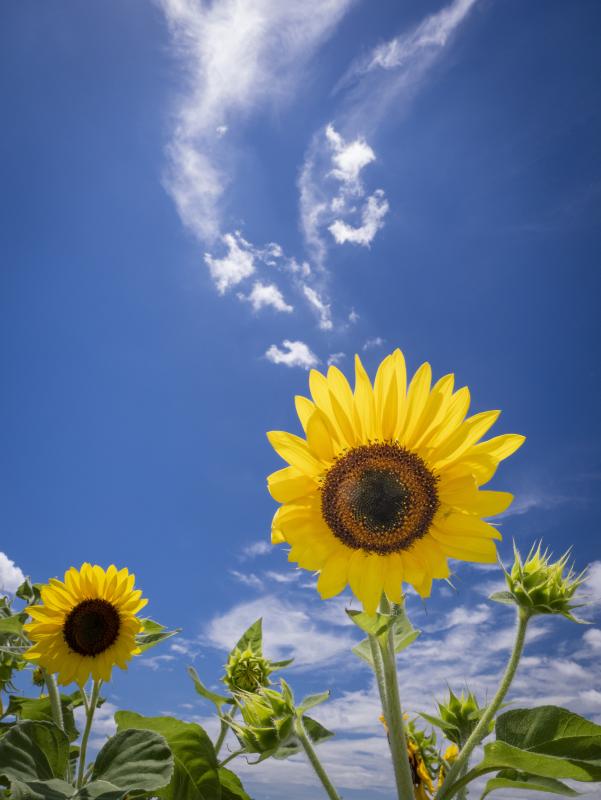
[267, 349, 524, 613]
[24, 563, 147, 686]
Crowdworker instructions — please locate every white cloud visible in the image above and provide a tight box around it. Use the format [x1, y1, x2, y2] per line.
[205, 595, 356, 667]
[264, 570, 301, 584]
[265, 340, 319, 369]
[240, 540, 272, 559]
[584, 561, 601, 606]
[229, 570, 264, 591]
[204, 232, 255, 294]
[75, 701, 118, 751]
[140, 654, 176, 671]
[325, 124, 375, 192]
[241, 281, 293, 313]
[160, 0, 353, 242]
[329, 189, 389, 246]
[0, 552, 25, 595]
[327, 352, 346, 366]
[583, 628, 601, 651]
[302, 285, 333, 330]
[362, 336, 385, 351]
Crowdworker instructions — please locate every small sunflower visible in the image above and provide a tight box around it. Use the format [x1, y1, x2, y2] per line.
[24, 563, 147, 686]
[267, 349, 524, 613]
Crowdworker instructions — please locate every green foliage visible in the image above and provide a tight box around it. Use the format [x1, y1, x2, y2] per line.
[480, 772, 579, 799]
[91, 728, 173, 792]
[6, 692, 84, 742]
[349, 604, 420, 666]
[136, 619, 181, 653]
[188, 665, 232, 712]
[115, 712, 220, 800]
[449, 707, 601, 798]
[420, 688, 487, 747]
[0, 721, 70, 782]
[218, 767, 253, 800]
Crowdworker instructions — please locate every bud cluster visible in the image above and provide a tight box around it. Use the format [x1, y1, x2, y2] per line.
[229, 680, 296, 760]
[223, 646, 273, 694]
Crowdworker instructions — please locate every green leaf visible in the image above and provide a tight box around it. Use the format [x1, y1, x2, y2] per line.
[0, 721, 70, 782]
[188, 666, 232, 712]
[75, 781, 126, 800]
[496, 706, 601, 757]
[233, 619, 263, 655]
[4, 778, 74, 800]
[489, 591, 516, 606]
[346, 610, 390, 639]
[297, 691, 329, 715]
[0, 615, 25, 637]
[115, 711, 220, 800]
[136, 619, 181, 653]
[391, 614, 420, 653]
[418, 711, 461, 736]
[303, 716, 334, 746]
[15, 580, 42, 605]
[269, 659, 294, 670]
[91, 728, 173, 793]
[218, 768, 253, 800]
[481, 772, 579, 799]
[351, 638, 375, 666]
[7, 692, 83, 743]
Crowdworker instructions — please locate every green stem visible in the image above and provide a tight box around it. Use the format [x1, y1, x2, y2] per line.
[378, 596, 415, 800]
[295, 716, 341, 800]
[77, 680, 102, 789]
[214, 718, 229, 756]
[42, 670, 64, 732]
[438, 607, 531, 800]
[368, 633, 389, 720]
[218, 748, 245, 768]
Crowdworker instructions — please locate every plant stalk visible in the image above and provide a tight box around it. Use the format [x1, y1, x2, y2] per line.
[437, 607, 531, 800]
[77, 679, 102, 789]
[368, 633, 389, 720]
[218, 748, 245, 768]
[43, 669, 64, 732]
[378, 596, 416, 800]
[214, 718, 229, 756]
[295, 716, 341, 800]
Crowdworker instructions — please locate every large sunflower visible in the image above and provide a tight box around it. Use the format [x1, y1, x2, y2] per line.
[267, 349, 524, 613]
[24, 563, 147, 686]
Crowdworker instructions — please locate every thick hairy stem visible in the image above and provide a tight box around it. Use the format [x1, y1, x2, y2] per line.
[369, 633, 389, 720]
[77, 680, 102, 789]
[378, 596, 416, 800]
[43, 670, 64, 732]
[295, 716, 342, 800]
[438, 608, 530, 800]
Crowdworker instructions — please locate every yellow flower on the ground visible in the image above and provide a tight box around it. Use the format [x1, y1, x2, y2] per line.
[267, 349, 524, 613]
[24, 563, 147, 686]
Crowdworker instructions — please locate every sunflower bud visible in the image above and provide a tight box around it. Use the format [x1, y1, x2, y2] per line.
[32, 666, 46, 687]
[435, 689, 483, 746]
[228, 681, 296, 760]
[224, 646, 273, 694]
[493, 543, 587, 621]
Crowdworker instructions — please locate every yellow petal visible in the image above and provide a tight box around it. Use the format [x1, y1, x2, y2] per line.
[426, 386, 471, 448]
[440, 487, 514, 517]
[353, 355, 377, 440]
[306, 409, 336, 463]
[267, 431, 324, 477]
[383, 554, 404, 604]
[360, 554, 385, 615]
[317, 548, 351, 599]
[267, 467, 318, 503]
[430, 410, 501, 468]
[295, 395, 315, 432]
[434, 513, 502, 540]
[399, 362, 431, 444]
[411, 374, 455, 450]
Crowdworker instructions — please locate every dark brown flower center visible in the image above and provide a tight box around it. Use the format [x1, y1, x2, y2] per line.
[321, 443, 439, 554]
[63, 599, 121, 656]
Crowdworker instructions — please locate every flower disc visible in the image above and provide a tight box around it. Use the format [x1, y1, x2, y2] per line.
[24, 563, 147, 686]
[266, 348, 525, 613]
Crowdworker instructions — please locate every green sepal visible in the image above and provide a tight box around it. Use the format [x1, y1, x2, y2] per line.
[296, 691, 330, 715]
[489, 591, 516, 606]
[233, 619, 263, 656]
[188, 666, 233, 711]
[136, 619, 181, 653]
[115, 711, 221, 800]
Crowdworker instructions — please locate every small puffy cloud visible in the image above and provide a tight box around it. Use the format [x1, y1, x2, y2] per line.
[348, 308, 359, 323]
[265, 340, 319, 369]
[328, 352, 346, 366]
[584, 561, 601, 605]
[204, 232, 254, 294]
[302, 285, 333, 330]
[583, 629, 601, 651]
[362, 336, 385, 351]
[241, 281, 293, 313]
[215, 125, 228, 137]
[0, 552, 25, 595]
[329, 190, 389, 246]
[326, 124, 375, 191]
[240, 540, 271, 559]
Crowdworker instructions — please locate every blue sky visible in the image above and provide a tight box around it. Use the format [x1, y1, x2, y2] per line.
[1, 0, 601, 797]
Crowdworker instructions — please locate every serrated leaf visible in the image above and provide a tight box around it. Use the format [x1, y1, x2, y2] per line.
[219, 768, 253, 800]
[91, 728, 173, 792]
[233, 619, 263, 656]
[136, 619, 181, 653]
[75, 780, 126, 800]
[297, 692, 329, 714]
[480, 772, 579, 799]
[4, 778, 74, 799]
[188, 666, 232, 711]
[346, 610, 391, 639]
[0, 721, 70, 782]
[115, 711, 220, 800]
[496, 706, 601, 756]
